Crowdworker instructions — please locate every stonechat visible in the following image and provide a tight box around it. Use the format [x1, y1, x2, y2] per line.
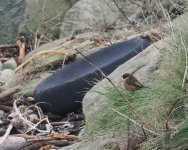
[122, 73, 145, 92]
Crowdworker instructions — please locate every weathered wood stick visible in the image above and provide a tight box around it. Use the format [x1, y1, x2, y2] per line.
[15, 50, 66, 72]
[13, 133, 77, 141]
[0, 58, 9, 62]
[0, 44, 18, 50]
[20, 140, 71, 150]
[0, 85, 23, 101]
[17, 40, 26, 61]
[0, 124, 13, 144]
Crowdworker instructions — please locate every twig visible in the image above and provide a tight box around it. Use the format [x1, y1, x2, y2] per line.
[13, 99, 51, 133]
[0, 85, 22, 101]
[15, 50, 66, 72]
[17, 38, 26, 61]
[0, 44, 18, 50]
[19, 140, 70, 150]
[0, 58, 9, 62]
[13, 133, 76, 141]
[62, 53, 68, 68]
[25, 105, 43, 121]
[25, 118, 50, 134]
[0, 124, 13, 144]
[74, 48, 150, 130]
[141, 125, 148, 141]
[50, 121, 72, 126]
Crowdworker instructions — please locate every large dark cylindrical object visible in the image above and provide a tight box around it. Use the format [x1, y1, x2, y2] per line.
[34, 37, 150, 115]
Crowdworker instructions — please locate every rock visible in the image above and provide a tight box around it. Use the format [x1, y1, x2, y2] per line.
[0, 0, 80, 44]
[62, 0, 187, 37]
[0, 69, 16, 90]
[0, 137, 26, 150]
[11, 117, 28, 131]
[60, 142, 81, 150]
[22, 0, 76, 42]
[0, 0, 26, 44]
[83, 40, 167, 118]
[0, 128, 6, 136]
[61, 0, 138, 36]
[70, 40, 168, 150]
[3, 59, 17, 70]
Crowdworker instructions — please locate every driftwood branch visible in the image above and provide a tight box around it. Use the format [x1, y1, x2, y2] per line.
[0, 38, 26, 64]
[15, 50, 66, 72]
[0, 85, 22, 101]
[0, 44, 18, 50]
[20, 140, 71, 150]
[0, 124, 13, 144]
[17, 40, 26, 62]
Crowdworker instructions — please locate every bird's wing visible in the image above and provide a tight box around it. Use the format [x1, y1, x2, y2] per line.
[127, 76, 144, 88]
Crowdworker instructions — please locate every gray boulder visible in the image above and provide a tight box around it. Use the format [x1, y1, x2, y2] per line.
[0, 0, 26, 44]
[22, 0, 78, 42]
[0, 0, 78, 44]
[61, 0, 187, 36]
[61, 0, 138, 36]
[83, 40, 167, 118]
[0, 137, 26, 150]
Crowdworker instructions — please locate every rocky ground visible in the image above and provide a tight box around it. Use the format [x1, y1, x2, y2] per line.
[0, 0, 187, 150]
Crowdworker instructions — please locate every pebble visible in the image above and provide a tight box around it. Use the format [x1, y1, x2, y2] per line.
[3, 59, 17, 70]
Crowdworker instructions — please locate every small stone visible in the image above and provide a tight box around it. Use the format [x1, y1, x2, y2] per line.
[3, 59, 17, 70]
[0, 69, 15, 89]
[28, 114, 38, 123]
[0, 137, 26, 149]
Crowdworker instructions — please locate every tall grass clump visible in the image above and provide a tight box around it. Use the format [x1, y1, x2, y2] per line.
[86, 12, 188, 149]
[142, 12, 188, 150]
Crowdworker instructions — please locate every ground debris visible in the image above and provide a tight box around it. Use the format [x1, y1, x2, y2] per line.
[0, 96, 84, 149]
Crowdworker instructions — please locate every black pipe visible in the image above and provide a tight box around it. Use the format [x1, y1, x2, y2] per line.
[34, 37, 150, 115]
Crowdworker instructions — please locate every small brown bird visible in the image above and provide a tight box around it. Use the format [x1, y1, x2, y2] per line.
[122, 73, 145, 92]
